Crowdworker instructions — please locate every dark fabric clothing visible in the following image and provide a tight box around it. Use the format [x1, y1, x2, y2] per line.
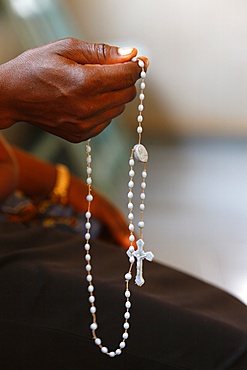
[0, 222, 247, 370]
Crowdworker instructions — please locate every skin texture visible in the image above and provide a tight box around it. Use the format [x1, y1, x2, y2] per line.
[0, 135, 130, 248]
[0, 37, 148, 142]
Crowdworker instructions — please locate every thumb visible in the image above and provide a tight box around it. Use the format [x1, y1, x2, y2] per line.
[54, 38, 138, 65]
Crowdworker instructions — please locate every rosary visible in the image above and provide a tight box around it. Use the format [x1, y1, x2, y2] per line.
[84, 57, 154, 357]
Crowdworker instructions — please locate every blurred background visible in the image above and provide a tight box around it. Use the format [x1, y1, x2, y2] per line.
[1, 0, 247, 304]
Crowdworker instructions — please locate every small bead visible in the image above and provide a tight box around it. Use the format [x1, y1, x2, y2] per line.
[115, 349, 122, 355]
[131, 56, 137, 62]
[137, 126, 143, 134]
[128, 245, 135, 253]
[86, 177, 92, 185]
[129, 256, 135, 264]
[128, 180, 134, 188]
[124, 322, 130, 330]
[86, 275, 92, 282]
[85, 253, 91, 261]
[90, 306, 96, 314]
[109, 352, 116, 358]
[125, 290, 131, 298]
[129, 169, 135, 177]
[128, 224, 134, 232]
[89, 295, 95, 303]
[101, 347, 108, 354]
[128, 213, 134, 220]
[140, 82, 146, 90]
[128, 202, 133, 210]
[90, 323, 98, 330]
[138, 59, 145, 68]
[129, 234, 135, 242]
[119, 341, 126, 349]
[140, 203, 145, 211]
[140, 193, 146, 200]
[129, 158, 134, 166]
[95, 338, 101, 345]
[86, 156, 92, 164]
[85, 233, 91, 240]
[127, 191, 133, 199]
[138, 221, 145, 228]
[86, 167, 92, 175]
[85, 264, 91, 272]
[125, 273, 132, 281]
[138, 104, 144, 112]
[86, 194, 93, 202]
[85, 222, 91, 229]
[141, 182, 146, 189]
[123, 332, 129, 340]
[139, 92, 145, 100]
[124, 312, 130, 320]
[125, 301, 131, 309]
[88, 285, 94, 292]
[84, 243, 90, 251]
[142, 171, 147, 178]
[137, 115, 143, 123]
[86, 145, 91, 153]
[141, 71, 146, 78]
[85, 211, 91, 219]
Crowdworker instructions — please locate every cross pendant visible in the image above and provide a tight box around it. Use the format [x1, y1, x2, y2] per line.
[127, 239, 154, 286]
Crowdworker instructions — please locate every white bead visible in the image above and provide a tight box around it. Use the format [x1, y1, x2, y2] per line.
[128, 180, 134, 188]
[142, 171, 147, 178]
[86, 145, 91, 153]
[141, 71, 146, 78]
[129, 256, 135, 264]
[85, 264, 91, 272]
[88, 285, 94, 292]
[124, 322, 130, 330]
[140, 203, 145, 211]
[85, 222, 91, 229]
[137, 126, 143, 134]
[125, 290, 131, 298]
[125, 273, 132, 281]
[115, 349, 122, 355]
[86, 275, 92, 282]
[85, 211, 91, 219]
[86, 156, 92, 164]
[84, 243, 90, 251]
[138, 59, 145, 68]
[140, 193, 146, 200]
[90, 323, 98, 330]
[138, 221, 145, 228]
[141, 182, 146, 189]
[129, 158, 134, 166]
[128, 213, 134, 220]
[129, 169, 135, 177]
[140, 82, 146, 90]
[89, 295, 95, 303]
[137, 115, 143, 123]
[85, 253, 91, 261]
[131, 56, 137, 62]
[125, 301, 131, 309]
[123, 332, 129, 340]
[101, 347, 108, 354]
[119, 341, 126, 349]
[86, 194, 93, 202]
[109, 352, 116, 358]
[139, 93, 145, 101]
[90, 306, 96, 314]
[128, 245, 135, 253]
[124, 312, 130, 319]
[129, 234, 135, 242]
[95, 338, 101, 345]
[129, 224, 134, 232]
[127, 191, 133, 199]
[85, 233, 91, 240]
[86, 167, 92, 175]
[86, 177, 92, 185]
[138, 104, 144, 112]
[128, 202, 133, 210]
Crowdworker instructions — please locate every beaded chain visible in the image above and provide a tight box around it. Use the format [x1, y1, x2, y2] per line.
[84, 58, 154, 357]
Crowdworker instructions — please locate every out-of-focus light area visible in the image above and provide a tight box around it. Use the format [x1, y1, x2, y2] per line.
[1, 0, 247, 304]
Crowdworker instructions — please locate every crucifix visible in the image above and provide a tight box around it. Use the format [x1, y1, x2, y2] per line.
[127, 239, 154, 286]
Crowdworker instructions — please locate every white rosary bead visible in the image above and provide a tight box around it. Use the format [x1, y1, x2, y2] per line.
[86, 194, 93, 202]
[129, 234, 135, 242]
[140, 81, 146, 90]
[109, 352, 116, 358]
[95, 338, 101, 346]
[123, 332, 129, 340]
[90, 323, 98, 331]
[119, 341, 126, 349]
[125, 273, 132, 281]
[128, 180, 134, 188]
[85, 264, 91, 272]
[86, 156, 92, 164]
[141, 182, 146, 189]
[101, 347, 108, 354]
[124, 312, 130, 320]
[129, 255, 135, 264]
[129, 158, 134, 166]
[85, 233, 91, 240]
[88, 285, 94, 293]
[128, 213, 134, 220]
[139, 93, 145, 101]
[89, 296, 95, 303]
[125, 290, 131, 298]
[138, 59, 145, 68]
[85, 253, 91, 261]
[128, 224, 134, 232]
[86, 275, 92, 282]
[125, 301, 131, 309]
[138, 221, 145, 229]
[86, 177, 92, 185]
[127, 191, 133, 199]
[123, 322, 130, 330]
[85, 222, 91, 230]
[129, 169, 135, 177]
[84, 243, 90, 251]
[85, 211, 91, 219]
[137, 126, 143, 134]
[115, 349, 122, 356]
[90, 306, 96, 314]
[138, 104, 144, 112]
[137, 115, 143, 123]
[128, 202, 134, 210]
[140, 193, 146, 200]
[141, 71, 146, 78]
[140, 203, 145, 211]
[87, 167, 92, 175]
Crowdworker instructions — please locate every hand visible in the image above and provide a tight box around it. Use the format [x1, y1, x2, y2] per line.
[0, 38, 148, 142]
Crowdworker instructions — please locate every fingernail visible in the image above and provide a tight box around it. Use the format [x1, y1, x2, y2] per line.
[118, 47, 135, 56]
